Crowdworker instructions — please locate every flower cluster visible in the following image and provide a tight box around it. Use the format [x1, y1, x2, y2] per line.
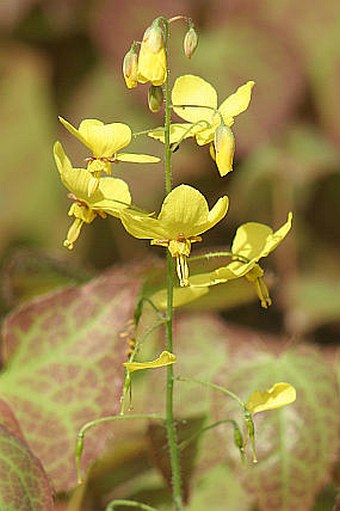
[53, 15, 292, 303]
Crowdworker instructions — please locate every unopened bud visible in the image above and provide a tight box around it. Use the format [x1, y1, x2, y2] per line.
[122, 48, 138, 89]
[244, 411, 258, 463]
[148, 85, 163, 112]
[184, 26, 198, 59]
[233, 422, 243, 451]
[142, 22, 164, 53]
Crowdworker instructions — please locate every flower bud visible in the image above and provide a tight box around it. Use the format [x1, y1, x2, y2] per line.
[244, 410, 258, 464]
[148, 84, 163, 112]
[184, 26, 198, 59]
[142, 22, 164, 53]
[232, 422, 244, 451]
[122, 48, 138, 89]
[213, 124, 235, 177]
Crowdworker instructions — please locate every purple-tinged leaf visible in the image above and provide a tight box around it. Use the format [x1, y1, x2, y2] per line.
[0, 424, 54, 511]
[0, 268, 142, 491]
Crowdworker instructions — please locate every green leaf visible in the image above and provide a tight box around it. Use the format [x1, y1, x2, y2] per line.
[221, 345, 339, 511]
[0, 268, 142, 491]
[0, 425, 53, 511]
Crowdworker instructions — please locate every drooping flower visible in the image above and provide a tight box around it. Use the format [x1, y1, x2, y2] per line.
[243, 382, 296, 463]
[149, 75, 254, 176]
[137, 20, 167, 86]
[58, 117, 160, 195]
[121, 184, 229, 287]
[190, 213, 293, 308]
[246, 382, 296, 416]
[53, 141, 131, 249]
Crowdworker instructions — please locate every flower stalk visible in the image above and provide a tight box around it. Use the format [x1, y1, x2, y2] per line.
[163, 18, 184, 511]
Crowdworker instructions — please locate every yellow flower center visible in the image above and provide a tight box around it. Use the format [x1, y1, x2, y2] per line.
[152, 234, 202, 287]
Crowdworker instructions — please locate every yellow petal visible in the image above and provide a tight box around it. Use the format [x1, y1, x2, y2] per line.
[214, 125, 235, 176]
[189, 268, 236, 287]
[123, 351, 176, 372]
[58, 116, 89, 147]
[191, 215, 292, 286]
[121, 185, 228, 242]
[53, 141, 95, 202]
[172, 75, 217, 124]
[246, 382, 296, 415]
[232, 213, 293, 261]
[93, 178, 131, 215]
[195, 125, 217, 146]
[78, 120, 132, 158]
[151, 286, 209, 309]
[120, 210, 168, 240]
[158, 185, 229, 239]
[137, 46, 167, 86]
[116, 153, 160, 163]
[218, 81, 255, 125]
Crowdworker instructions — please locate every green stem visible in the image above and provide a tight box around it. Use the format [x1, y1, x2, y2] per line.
[178, 418, 237, 451]
[163, 20, 184, 511]
[106, 499, 160, 511]
[176, 376, 245, 408]
[76, 413, 163, 484]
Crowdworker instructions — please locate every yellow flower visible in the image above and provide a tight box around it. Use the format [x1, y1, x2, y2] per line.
[58, 117, 160, 194]
[123, 351, 176, 372]
[137, 22, 167, 86]
[53, 141, 131, 249]
[190, 213, 292, 308]
[243, 382, 296, 463]
[246, 382, 296, 415]
[121, 184, 229, 287]
[149, 75, 254, 176]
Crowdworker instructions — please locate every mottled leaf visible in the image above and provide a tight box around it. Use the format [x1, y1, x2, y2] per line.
[0, 268, 141, 491]
[0, 424, 53, 511]
[217, 345, 339, 511]
[0, 399, 25, 441]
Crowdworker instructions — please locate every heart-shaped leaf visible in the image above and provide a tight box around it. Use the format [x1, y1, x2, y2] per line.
[0, 268, 142, 491]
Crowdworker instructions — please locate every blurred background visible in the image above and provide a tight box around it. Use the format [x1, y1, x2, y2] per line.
[1, 1, 340, 510]
[1, 0, 340, 340]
